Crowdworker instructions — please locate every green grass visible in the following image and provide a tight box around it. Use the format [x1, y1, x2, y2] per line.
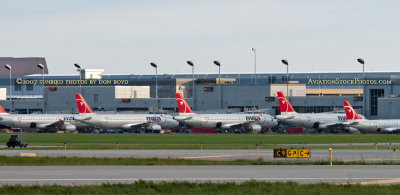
[1, 181, 400, 194]
[1, 133, 400, 150]
[2, 144, 398, 150]
[0, 156, 400, 166]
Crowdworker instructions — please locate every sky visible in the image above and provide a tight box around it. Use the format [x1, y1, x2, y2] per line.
[1, 0, 400, 75]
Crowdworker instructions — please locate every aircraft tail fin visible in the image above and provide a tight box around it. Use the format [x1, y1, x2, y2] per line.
[75, 93, 94, 114]
[0, 104, 8, 115]
[277, 91, 296, 114]
[344, 101, 364, 120]
[175, 93, 194, 114]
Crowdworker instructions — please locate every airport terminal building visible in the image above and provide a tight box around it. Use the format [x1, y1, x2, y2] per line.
[0, 57, 398, 120]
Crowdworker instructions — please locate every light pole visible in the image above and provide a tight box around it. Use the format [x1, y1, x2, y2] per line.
[150, 62, 158, 108]
[37, 64, 45, 85]
[37, 64, 45, 113]
[213, 60, 221, 109]
[74, 63, 82, 93]
[186, 61, 195, 110]
[252, 48, 256, 84]
[281, 59, 289, 96]
[357, 58, 365, 79]
[4, 64, 12, 112]
[357, 58, 365, 73]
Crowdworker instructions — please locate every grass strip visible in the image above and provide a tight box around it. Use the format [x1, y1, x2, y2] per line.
[2, 144, 398, 150]
[1, 181, 400, 194]
[1, 156, 400, 166]
[1, 133, 400, 145]
[1, 133, 400, 150]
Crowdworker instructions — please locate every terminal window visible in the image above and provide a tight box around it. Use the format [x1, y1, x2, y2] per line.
[370, 89, 384, 116]
[14, 84, 21, 91]
[26, 84, 33, 91]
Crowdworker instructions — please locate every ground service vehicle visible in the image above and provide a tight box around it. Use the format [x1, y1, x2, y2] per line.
[6, 135, 28, 148]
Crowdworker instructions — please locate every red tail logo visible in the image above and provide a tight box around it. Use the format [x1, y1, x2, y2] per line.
[75, 93, 94, 114]
[0, 104, 8, 114]
[175, 93, 194, 114]
[277, 91, 296, 113]
[344, 101, 363, 120]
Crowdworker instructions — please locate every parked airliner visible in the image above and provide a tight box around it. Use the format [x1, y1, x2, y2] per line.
[0, 105, 85, 131]
[275, 91, 357, 132]
[74, 93, 179, 131]
[344, 101, 400, 132]
[174, 93, 277, 132]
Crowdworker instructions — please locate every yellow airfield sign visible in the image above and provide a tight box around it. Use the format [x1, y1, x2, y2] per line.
[273, 149, 311, 158]
[298, 149, 311, 158]
[286, 149, 298, 158]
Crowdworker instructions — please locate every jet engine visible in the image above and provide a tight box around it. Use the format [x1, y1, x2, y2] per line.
[162, 118, 179, 129]
[147, 124, 162, 131]
[62, 124, 77, 131]
[345, 127, 358, 133]
[247, 124, 262, 132]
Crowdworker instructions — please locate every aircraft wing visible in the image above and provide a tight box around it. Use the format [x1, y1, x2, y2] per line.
[341, 121, 359, 126]
[73, 116, 93, 125]
[320, 122, 345, 129]
[221, 122, 249, 128]
[382, 128, 400, 132]
[74, 116, 92, 121]
[36, 119, 64, 129]
[275, 115, 295, 120]
[174, 116, 193, 121]
[121, 123, 148, 129]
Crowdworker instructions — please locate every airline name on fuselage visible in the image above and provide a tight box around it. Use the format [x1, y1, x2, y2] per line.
[146, 117, 161, 122]
[337, 116, 347, 122]
[63, 116, 75, 121]
[246, 116, 261, 121]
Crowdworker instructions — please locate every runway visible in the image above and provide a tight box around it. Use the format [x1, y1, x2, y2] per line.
[0, 149, 398, 162]
[1, 165, 400, 186]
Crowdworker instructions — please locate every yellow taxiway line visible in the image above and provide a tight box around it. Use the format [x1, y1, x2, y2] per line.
[182, 155, 243, 159]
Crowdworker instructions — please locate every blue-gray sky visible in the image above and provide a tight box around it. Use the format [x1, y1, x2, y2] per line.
[1, 0, 399, 75]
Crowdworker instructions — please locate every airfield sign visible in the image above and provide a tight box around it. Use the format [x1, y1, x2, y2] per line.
[273, 149, 311, 158]
[273, 149, 286, 158]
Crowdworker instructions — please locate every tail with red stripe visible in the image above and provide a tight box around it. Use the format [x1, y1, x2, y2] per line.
[175, 93, 194, 115]
[277, 91, 296, 114]
[344, 101, 364, 120]
[0, 104, 8, 115]
[75, 93, 94, 114]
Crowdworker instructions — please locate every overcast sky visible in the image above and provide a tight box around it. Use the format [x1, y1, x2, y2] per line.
[1, 0, 400, 75]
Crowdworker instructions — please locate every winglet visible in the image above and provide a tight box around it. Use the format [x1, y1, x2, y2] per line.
[175, 93, 194, 114]
[0, 104, 8, 115]
[277, 91, 296, 114]
[344, 101, 363, 120]
[75, 93, 94, 114]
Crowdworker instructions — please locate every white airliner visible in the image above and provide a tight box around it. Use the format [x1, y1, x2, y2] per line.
[344, 101, 400, 132]
[174, 93, 277, 132]
[275, 91, 357, 132]
[74, 93, 179, 131]
[0, 105, 85, 131]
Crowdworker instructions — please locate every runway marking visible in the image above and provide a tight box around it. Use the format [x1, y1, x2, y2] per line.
[347, 178, 400, 185]
[182, 155, 243, 159]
